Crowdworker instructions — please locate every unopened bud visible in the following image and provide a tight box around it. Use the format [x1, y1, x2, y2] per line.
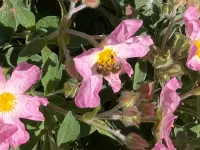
[82, 0, 100, 8]
[139, 102, 155, 117]
[120, 109, 141, 128]
[64, 79, 79, 98]
[125, 133, 149, 150]
[138, 82, 154, 100]
[119, 91, 140, 109]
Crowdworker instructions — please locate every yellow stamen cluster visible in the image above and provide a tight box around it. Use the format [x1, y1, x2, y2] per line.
[195, 40, 200, 58]
[0, 92, 16, 113]
[96, 47, 121, 76]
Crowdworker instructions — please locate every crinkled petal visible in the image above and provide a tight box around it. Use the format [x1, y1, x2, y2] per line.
[104, 73, 121, 93]
[0, 123, 17, 143]
[75, 75, 102, 108]
[184, 7, 199, 23]
[3, 116, 29, 148]
[0, 67, 6, 93]
[14, 95, 48, 121]
[4, 62, 40, 94]
[119, 58, 133, 77]
[152, 141, 168, 150]
[0, 143, 9, 150]
[74, 48, 101, 79]
[186, 44, 200, 71]
[184, 7, 200, 41]
[112, 36, 153, 59]
[160, 77, 181, 114]
[105, 19, 143, 45]
[160, 114, 177, 150]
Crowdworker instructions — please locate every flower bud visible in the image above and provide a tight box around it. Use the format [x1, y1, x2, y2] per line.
[64, 79, 79, 98]
[138, 82, 154, 100]
[125, 133, 149, 150]
[120, 108, 141, 128]
[119, 91, 140, 109]
[82, 0, 100, 8]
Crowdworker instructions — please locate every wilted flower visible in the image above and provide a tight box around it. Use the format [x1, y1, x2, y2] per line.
[152, 77, 181, 150]
[184, 7, 200, 70]
[74, 19, 154, 108]
[0, 62, 48, 149]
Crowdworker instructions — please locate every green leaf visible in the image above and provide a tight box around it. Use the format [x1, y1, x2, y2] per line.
[57, 111, 80, 146]
[132, 61, 147, 90]
[15, 5, 35, 28]
[41, 46, 53, 64]
[36, 16, 60, 33]
[19, 38, 46, 58]
[0, 0, 17, 44]
[190, 124, 200, 137]
[79, 122, 96, 137]
[41, 52, 63, 94]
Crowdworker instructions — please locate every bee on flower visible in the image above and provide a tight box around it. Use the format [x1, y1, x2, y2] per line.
[73, 19, 154, 108]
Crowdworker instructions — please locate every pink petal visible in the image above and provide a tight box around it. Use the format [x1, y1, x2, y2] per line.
[0, 143, 9, 150]
[74, 48, 101, 79]
[14, 95, 48, 121]
[119, 58, 133, 77]
[4, 62, 40, 94]
[152, 141, 168, 150]
[112, 36, 153, 59]
[184, 7, 199, 23]
[3, 116, 29, 148]
[75, 75, 102, 108]
[186, 44, 200, 71]
[160, 77, 181, 114]
[0, 123, 17, 143]
[105, 19, 143, 45]
[0, 67, 6, 93]
[104, 73, 121, 93]
[184, 7, 200, 41]
[160, 114, 177, 150]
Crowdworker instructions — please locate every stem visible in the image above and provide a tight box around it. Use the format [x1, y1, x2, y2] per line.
[161, 6, 177, 51]
[80, 118, 125, 143]
[46, 89, 65, 96]
[47, 103, 68, 115]
[180, 91, 193, 101]
[96, 104, 121, 118]
[66, 29, 100, 47]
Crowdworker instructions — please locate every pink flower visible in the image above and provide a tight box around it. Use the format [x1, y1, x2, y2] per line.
[184, 7, 200, 70]
[0, 62, 48, 149]
[152, 77, 181, 150]
[74, 19, 154, 108]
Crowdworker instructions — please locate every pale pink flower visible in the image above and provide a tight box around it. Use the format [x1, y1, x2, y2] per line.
[0, 62, 48, 149]
[152, 77, 181, 150]
[184, 7, 200, 70]
[74, 19, 154, 108]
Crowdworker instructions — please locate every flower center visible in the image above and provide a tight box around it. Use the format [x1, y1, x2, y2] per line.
[195, 40, 200, 58]
[96, 47, 121, 76]
[0, 92, 16, 113]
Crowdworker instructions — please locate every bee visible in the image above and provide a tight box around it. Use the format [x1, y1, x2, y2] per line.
[96, 61, 122, 76]
[111, 61, 122, 74]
